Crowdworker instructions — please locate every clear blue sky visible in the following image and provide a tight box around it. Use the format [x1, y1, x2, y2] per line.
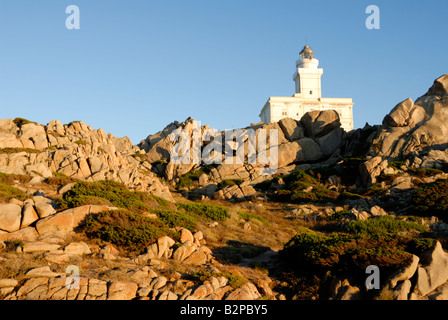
[0, 0, 447, 144]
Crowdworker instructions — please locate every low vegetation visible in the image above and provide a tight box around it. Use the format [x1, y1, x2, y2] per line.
[217, 179, 244, 190]
[74, 140, 90, 146]
[177, 169, 205, 190]
[57, 180, 231, 253]
[0, 148, 40, 154]
[43, 172, 77, 186]
[176, 202, 229, 221]
[58, 180, 164, 212]
[12, 117, 35, 127]
[278, 215, 432, 298]
[277, 169, 339, 203]
[412, 178, 448, 216]
[81, 209, 175, 253]
[187, 270, 249, 289]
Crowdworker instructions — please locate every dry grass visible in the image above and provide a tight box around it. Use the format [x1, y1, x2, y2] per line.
[0, 252, 47, 281]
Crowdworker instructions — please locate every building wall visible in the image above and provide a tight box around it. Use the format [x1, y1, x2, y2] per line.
[259, 96, 354, 132]
[294, 69, 323, 99]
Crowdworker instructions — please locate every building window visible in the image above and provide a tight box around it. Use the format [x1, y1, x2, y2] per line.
[282, 111, 287, 116]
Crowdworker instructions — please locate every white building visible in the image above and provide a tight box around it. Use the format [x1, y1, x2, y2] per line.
[259, 45, 354, 132]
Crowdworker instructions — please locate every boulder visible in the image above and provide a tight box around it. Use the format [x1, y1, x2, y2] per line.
[278, 118, 304, 141]
[180, 228, 194, 244]
[20, 123, 48, 150]
[34, 201, 56, 219]
[108, 281, 138, 300]
[172, 241, 197, 262]
[21, 202, 39, 228]
[301, 110, 341, 138]
[387, 254, 419, 288]
[0, 227, 39, 242]
[366, 74, 448, 172]
[35, 205, 116, 238]
[296, 138, 324, 162]
[22, 242, 61, 253]
[277, 138, 323, 168]
[157, 236, 175, 258]
[382, 98, 425, 128]
[183, 249, 207, 265]
[392, 280, 412, 300]
[331, 278, 362, 300]
[317, 127, 344, 156]
[359, 156, 388, 185]
[149, 276, 167, 290]
[412, 241, 448, 297]
[64, 242, 91, 255]
[225, 283, 261, 300]
[369, 205, 387, 217]
[425, 74, 448, 97]
[0, 203, 22, 232]
[0, 279, 18, 288]
[25, 266, 61, 278]
[25, 163, 52, 178]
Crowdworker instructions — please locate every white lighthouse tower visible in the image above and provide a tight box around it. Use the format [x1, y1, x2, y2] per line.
[259, 45, 354, 132]
[293, 45, 323, 99]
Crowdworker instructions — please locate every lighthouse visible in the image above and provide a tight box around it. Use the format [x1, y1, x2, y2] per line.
[259, 45, 354, 131]
[293, 45, 323, 98]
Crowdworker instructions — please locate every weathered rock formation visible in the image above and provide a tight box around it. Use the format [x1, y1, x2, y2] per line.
[0, 119, 172, 201]
[139, 110, 346, 200]
[360, 74, 448, 185]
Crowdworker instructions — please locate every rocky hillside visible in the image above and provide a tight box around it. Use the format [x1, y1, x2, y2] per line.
[0, 118, 171, 201]
[1, 74, 448, 301]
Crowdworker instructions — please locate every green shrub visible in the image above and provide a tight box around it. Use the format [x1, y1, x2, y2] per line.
[59, 180, 162, 212]
[0, 172, 32, 184]
[281, 223, 418, 274]
[0, 148, 40, 154]
[187, 270, 248, 289]
[13, 117, 34, 127]
[186, 270, 214, 283]
[201, 164, 219, 174]
[238, 210, 268, 225]
[176, 202, 229, 221]
[329, 210, 349, 222]
[217, 179, 244, 190]
[279, 170, 339, 203]
[43, 172, 77, 186]
[132, 153, 147, 161]
[406, 237, 436, 255]
[177, 169, 205, 190]
[0, 182, 29, 202]
[412, 179, 448, 216]
[253, 179, 272, 191]
[81, 209, 173, 253]
[412, 168, 444, 177]
[364, 184, 387, 197]
[306, 166, 337, 182]
[155, 209, 197, 230]
[281, 229, 354, 269]
[224, 273, 249, 288]
[388, 160, 406, 170]
[67, 121, 81, 127]
[74, 140, 89, 146]
[345, 215, 428, 239]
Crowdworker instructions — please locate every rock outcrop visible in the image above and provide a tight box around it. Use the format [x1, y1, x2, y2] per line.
[360, 74, 448, 185]
[139, 111, 346, 199]
[0, 232, 264, 301]
[0, 119, 172, 201]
